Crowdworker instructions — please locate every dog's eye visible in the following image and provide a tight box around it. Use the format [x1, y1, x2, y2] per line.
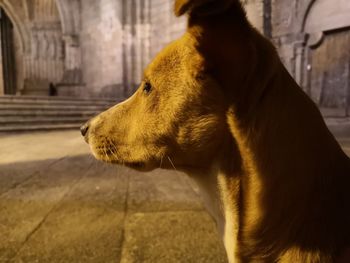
[143, 82, 152, 94]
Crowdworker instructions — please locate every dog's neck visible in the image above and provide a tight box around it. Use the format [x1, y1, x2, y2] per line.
[188, 166, 240, 263]
[188, 165, 226, 235]
[185, 139, 242, 263]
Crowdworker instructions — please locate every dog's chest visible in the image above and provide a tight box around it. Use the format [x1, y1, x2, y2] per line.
[217, 173, 240, 263]
[189, 168, 241, 263]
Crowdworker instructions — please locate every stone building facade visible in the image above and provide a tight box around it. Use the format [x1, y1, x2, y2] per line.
[0, 0, 79, 96]
[268, 0, 350, 117]
[0, 0, 349, 117]
[0, 0, 185, 98]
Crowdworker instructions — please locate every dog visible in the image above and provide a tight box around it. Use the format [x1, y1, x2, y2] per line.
[81, 0, 350, 262]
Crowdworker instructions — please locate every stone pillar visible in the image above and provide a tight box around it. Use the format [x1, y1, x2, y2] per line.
[54, 33, 84, 97]
[61, 34, 81, 83]
[294, 41, 304, 86]
[122, 0, 134, 96]
[133, 0, 151, 85]
[263, 0, 272, 37]
[143, 0, 151, 70]
[346, 61, 350, 116]
[0, 19, 3, 96]
[135, 0, 142, 83]
[165, 1, 172, 44]
[121, 0, 186, 95]
[294, 33, 308, 86]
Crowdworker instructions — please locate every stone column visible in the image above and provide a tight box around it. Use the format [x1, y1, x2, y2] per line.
[143, 0, 151, 70]
[0, 19, 3, 95]
[294, 42, 304, 86]
[134, 0, 142, 83]
[346, 61, 350, 116]
[122, 0, 134, 96]
[53, 30, 61, 81]
[61, 34, 81, 84]
[293, 33, 307, 87]
[132, 0, 152, 86]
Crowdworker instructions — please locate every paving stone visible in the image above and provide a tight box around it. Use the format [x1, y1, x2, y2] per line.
[0, 130, 91, 164]
[13, 163, 129, 263]
[0, 160, 48, 195]
[121, 211, 228, 263]
[0, 155, 93, 260]
[128, 169, 203, 213]
[2, 130, 348, 263]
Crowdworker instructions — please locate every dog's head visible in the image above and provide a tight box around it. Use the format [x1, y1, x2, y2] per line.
[82, 0, 248, 172]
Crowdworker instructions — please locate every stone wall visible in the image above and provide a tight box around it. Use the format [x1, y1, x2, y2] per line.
[0, 0, 65, 96]
[269, 0, 350, 116]
[0, 0, 83, 96]
[80, 0, 124, 98]
[0, 0, 348, 105]
[0, 0, 252, 98]
[60, 0, 185, 98]
[25, 0, 64, 95]
[122, 0, 186, 96]
[242, 0, 350, 117]
[150, 0, 186, 58]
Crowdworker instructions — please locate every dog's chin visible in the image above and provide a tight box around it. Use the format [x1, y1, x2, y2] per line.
[124, 161, 155, 172]
[91, 150, 156, 172]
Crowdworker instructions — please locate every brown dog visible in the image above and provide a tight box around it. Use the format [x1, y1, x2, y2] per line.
[81, 0, 350, 262]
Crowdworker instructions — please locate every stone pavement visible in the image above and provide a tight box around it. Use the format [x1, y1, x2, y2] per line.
[0, 131, 227, 263]
[1, 131, 350, 263]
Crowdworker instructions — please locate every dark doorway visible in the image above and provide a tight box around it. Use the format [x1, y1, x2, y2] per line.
[0, 8, 17, 95]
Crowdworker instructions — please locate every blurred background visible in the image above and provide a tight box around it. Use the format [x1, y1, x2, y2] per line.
[0, 0, 349, 132]
[0, 0, 350, 122]
[0, 0, 349, 262]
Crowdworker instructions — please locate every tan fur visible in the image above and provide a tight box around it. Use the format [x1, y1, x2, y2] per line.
[83, 0, 350, 262]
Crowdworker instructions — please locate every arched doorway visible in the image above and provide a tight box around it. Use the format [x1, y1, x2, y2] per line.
[303, 0, 350, 117]
[22, 0, 64, 96]
[0, 8, 17, 95]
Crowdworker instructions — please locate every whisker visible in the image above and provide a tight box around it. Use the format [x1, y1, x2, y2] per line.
[159, 155, 164, 169]
[111, 148, 119, 162]
[103, 138, 118, 163]
[109, 139, 124, 166]
[102, 144, 111, 162]
[167, 156, 177, 171]
[108, 138, 117, 149]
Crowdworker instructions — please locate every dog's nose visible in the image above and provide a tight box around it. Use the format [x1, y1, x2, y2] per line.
[80, 122, 90, 137]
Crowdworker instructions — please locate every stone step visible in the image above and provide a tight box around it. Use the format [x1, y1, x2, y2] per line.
[0, 110, 98, 117]
[0, 95, 114, 132]
[0, 117, 89, 125]
[0, 95, 118, 102]
[0, 104, 111, 111]
[0, 123, 82, 132]
[0, 100, 116, 107]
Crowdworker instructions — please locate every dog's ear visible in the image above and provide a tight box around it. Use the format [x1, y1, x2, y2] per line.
[174, 0, 233, 17]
